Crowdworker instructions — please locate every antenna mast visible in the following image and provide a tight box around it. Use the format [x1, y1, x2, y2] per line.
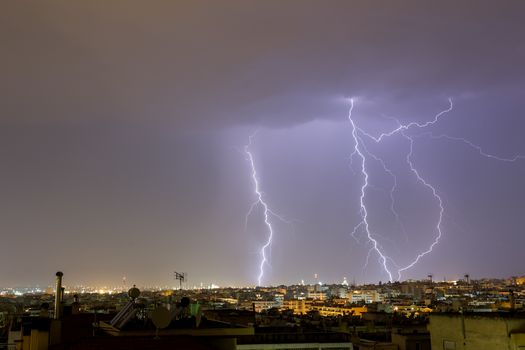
[174, 271, 186, 290]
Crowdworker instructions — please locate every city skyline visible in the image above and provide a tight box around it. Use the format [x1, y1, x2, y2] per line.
[1, 1, 525, 287]
[1, 272, 522, 292]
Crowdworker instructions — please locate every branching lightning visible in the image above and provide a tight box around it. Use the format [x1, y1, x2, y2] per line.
[241, 98, 523, 285]
[396, 131, 444, 275]
[420, 132, 525, 162]
[348, 98, 524, 281]
[244, 132, 292, 286]
[348, 99, 394, 282]
[356, 132, 409, 243]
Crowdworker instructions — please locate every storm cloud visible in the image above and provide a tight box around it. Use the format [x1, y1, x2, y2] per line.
[1, 1, 524, 287]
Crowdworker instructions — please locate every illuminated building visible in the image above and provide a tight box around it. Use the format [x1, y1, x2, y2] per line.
[351, 290, 383, 304]
[281, 300, 308, 314]
[310, 305, 367, 317]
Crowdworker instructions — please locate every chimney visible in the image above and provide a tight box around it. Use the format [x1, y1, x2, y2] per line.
[54, 271, 63, 319]
[510, 290, 516, 311]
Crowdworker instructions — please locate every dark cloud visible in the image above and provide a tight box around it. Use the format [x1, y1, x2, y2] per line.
[2, 1, 524, 127]
[1, 1, 525, 287]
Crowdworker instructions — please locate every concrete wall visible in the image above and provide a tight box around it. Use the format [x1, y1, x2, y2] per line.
[429, 314, 525, 350]
[391, 333, 430, 350]
[29, 330, 49, 350]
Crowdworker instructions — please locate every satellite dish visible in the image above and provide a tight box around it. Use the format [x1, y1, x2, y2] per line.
[150, 306, 171, 329]
[128, 286, 141, 299]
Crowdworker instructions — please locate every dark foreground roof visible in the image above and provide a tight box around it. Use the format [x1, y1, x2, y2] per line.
[52, 335, 216, 350]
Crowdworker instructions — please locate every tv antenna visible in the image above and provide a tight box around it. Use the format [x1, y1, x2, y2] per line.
[174, 272, 187, 290]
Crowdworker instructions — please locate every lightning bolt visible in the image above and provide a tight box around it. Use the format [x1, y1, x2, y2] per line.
[244, 132, 292, 286]
[348, 97, 524, 281]
[356, 133, 409, 244]
[419, 132, 525, 162]
[396, 131, 444, 275]
[357, 99, 454, 143]
[348, 99, 394, 282]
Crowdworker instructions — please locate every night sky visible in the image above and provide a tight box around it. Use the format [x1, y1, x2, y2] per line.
[1, 1, 525, 288]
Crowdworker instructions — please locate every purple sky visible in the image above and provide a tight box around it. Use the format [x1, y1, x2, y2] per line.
[1, 1, 525, 287]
